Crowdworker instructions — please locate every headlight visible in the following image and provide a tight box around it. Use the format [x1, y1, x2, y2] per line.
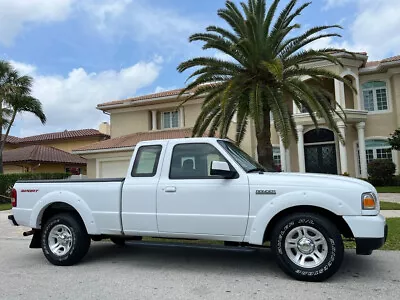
[362, 192, 377, 210]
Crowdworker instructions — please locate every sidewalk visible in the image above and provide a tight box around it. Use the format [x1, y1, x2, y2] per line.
[379, 193, 400, 203]
[381, 210, 400, 218]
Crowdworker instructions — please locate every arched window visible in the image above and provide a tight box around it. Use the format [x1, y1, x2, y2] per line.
[362, 81, 388, 112]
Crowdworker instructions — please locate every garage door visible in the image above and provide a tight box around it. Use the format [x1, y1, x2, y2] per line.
[98, 159, 130, 178]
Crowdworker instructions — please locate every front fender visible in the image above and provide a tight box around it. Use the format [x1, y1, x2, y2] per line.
[248, 190, 358, 245]
[30, 190, 99, 235]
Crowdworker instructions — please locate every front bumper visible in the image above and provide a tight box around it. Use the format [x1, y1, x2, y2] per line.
[355, 223, 388, 255]
[8, 215, 19, 226]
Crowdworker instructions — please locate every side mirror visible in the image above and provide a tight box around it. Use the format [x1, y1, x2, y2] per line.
[210, 161, 237, 179]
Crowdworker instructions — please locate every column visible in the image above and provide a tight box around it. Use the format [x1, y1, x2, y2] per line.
[357, 122, 368, 178]
[279, 136, 287, 172]
[285, 147, 291, 172]
[337, 121, 348, 174]
[179, 106, 185, 128]
[334, 79, 345, 107]
[296, 125, 306, 173]
[151, 110, 157, 130]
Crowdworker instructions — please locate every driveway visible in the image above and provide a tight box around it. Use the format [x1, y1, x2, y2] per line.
[1, 211, 400, 299]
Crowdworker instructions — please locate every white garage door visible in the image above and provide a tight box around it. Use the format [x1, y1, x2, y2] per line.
[98, 159, 130, 178]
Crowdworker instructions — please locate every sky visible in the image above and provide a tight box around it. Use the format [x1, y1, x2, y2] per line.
[1, 0, 399, 137]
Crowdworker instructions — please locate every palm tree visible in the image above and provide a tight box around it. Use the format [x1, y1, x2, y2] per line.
[0, 60, 47, 173]
[177, 0, 355, 169]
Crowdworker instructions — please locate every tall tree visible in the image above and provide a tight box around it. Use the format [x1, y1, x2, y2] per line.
[0, 60, 46, 174]
[177, 0, 355, 169]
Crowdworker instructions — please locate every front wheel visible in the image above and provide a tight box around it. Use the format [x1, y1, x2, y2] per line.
[41, 213, 91, 266]
[271, 213, 344, 282]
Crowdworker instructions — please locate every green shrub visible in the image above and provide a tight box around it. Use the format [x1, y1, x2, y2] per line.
[367, 159, 396, 186]
[0, 173, 69, 204]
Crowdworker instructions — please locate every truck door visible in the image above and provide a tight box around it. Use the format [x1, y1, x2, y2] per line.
[156, 141, 250, 239]
[121, 142, 166, 235]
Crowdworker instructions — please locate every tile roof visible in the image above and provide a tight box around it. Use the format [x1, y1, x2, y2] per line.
[1, 135, 20, 144]
[74, 128, 209, 152]
[17, 129, 109, 144]
[3, 145, 86, 165]
[98, 88, 185, 108]
[365, 55, 400, 68]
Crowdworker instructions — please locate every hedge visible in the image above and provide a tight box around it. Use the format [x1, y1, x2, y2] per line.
[0, 173, 69, 204]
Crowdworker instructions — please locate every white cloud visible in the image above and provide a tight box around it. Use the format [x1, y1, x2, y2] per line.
[0, 0, 75, 46]
[80, 0, 206, 50]
[311, 0, 400, 60]
[10, 58, 162, 136]
[323, 0, 353, 10]
[9, 60, 37, 75]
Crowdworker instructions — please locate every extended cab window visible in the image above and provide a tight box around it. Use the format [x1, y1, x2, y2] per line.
[131, 145, 162, 177]
[169, 143, 233, 179]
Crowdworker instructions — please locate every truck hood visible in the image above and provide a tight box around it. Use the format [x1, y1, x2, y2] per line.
[247, 172, 376, 193]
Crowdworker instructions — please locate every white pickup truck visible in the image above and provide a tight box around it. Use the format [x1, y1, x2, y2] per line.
[8, 137, 387, 282]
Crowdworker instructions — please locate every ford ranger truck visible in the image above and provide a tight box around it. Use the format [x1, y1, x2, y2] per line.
[8, 137, 388, 282]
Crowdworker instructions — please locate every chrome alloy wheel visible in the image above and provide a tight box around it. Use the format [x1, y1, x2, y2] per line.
[48, 224, 73, 256]
[284, 226, 328, 269]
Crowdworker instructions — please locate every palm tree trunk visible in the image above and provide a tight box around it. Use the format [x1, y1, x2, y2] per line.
[255, 109, 274, 170]
[0, 100, 3, 174]
[0, 108, 17, 174]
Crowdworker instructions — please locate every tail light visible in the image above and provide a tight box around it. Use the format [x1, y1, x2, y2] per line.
[11, 188, 17, 207]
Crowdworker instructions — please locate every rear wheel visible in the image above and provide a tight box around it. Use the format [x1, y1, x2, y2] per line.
[270, 213, 344, 282]
[41, 213, 91, 266]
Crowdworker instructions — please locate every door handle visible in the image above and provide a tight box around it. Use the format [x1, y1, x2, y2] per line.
[164, 186, 176, 193]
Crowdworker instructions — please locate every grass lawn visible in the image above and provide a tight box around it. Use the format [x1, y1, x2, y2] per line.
[0, 203, 11, 211]
[376, 186, 400, 193]
[380, 201, 400, 210]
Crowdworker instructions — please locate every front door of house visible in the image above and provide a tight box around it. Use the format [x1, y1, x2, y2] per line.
[303, 128, 338, 174]
[305, 144, 337, 174]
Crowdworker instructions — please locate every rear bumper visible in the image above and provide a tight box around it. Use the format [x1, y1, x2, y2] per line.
[8, 215, 19, 226]
[355, 223, 388, 255]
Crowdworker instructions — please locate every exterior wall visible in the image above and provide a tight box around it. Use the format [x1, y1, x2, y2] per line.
[3, 165, 25, 174]
[3, 163, 86, 174]
[110, 110, 151, 137]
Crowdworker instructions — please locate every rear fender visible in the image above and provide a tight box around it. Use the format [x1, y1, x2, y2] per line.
[30, 190, 99, 235]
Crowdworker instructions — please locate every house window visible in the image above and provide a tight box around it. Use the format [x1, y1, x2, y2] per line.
[273, 147, 281, 171]
[357, 139, 393, 174]
[162, 111, 179, 129]
[362, 81, 388, 112]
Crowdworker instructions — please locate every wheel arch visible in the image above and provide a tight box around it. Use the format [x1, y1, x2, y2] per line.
[262, 205, 354, 243]
[30, 191, 100, 235]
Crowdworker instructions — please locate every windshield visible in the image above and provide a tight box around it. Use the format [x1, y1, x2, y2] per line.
[218, 140, 271, 172]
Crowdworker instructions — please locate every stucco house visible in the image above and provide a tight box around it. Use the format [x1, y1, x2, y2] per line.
[2, 128, 110, 174]
[73, 52, 400, 179]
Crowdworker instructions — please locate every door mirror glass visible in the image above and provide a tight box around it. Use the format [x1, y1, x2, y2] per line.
[210, 161, 237, 179]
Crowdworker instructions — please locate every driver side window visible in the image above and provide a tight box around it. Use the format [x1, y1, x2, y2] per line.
[169, 143, 232, 179]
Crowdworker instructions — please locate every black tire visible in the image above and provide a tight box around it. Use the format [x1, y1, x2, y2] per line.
[270, 213, 344, 282]
[41, 213, 91, 266]
[110, 237, 126, 246]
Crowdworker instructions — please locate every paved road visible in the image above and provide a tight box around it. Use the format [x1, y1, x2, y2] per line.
[2, 211, 400, 299]
[1, 238, 400, 299]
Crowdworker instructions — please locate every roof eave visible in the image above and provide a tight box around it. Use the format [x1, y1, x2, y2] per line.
[73, 146, 135, 155]
[97, 93, 193, 111]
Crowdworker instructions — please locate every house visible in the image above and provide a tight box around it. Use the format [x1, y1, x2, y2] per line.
[2, 127, 110, 174]
[73, 52, 400, 179]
